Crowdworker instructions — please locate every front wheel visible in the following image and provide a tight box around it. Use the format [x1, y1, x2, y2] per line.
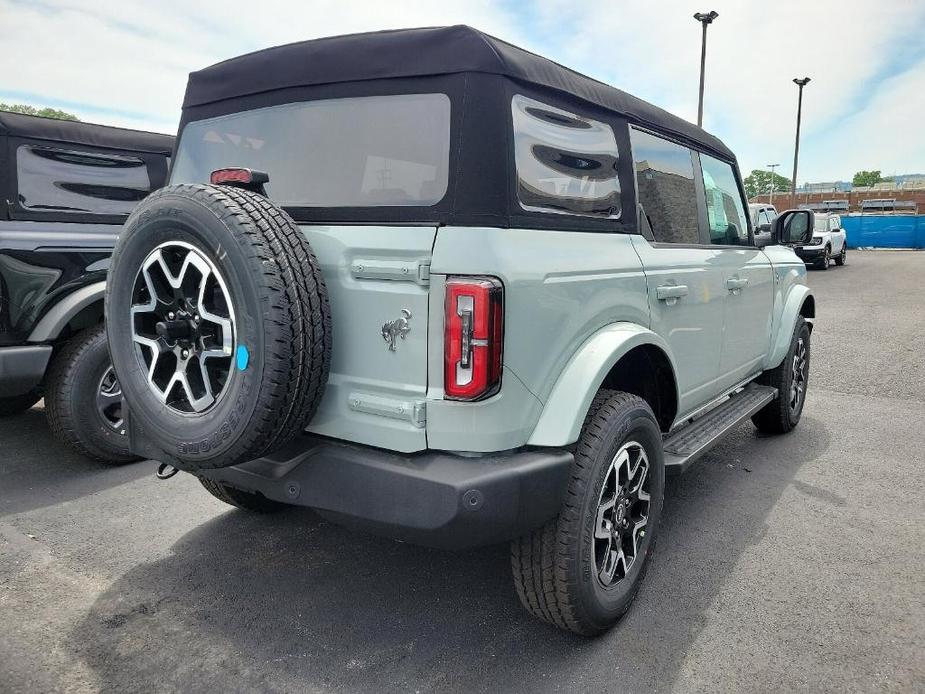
[511, 390, 665, 636]
[817, 246, 831, 270]
[752, 316, 810, 434]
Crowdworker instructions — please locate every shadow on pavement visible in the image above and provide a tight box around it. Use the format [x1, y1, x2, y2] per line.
[69, 416, 831, 693]
[0, 405, 152, 517]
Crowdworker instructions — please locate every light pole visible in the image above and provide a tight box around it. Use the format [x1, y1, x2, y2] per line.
[791, 77, 810, 208]
[693, 11, 719, 127]
[767, 163, 780, 204]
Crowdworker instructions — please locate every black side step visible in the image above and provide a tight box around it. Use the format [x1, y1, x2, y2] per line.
[663, 384, 777, 473]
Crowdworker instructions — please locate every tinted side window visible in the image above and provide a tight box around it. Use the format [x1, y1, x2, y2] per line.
[511, 94, 621, 219]
[700, 153, 749, 245]
[629, 128, 699, 244]
[16, 145, 152, 215]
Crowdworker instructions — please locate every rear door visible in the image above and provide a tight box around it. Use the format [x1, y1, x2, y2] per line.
[629, 127, 728, 417]
[302, 225, 434, 453]
[698, 152, 774, 389]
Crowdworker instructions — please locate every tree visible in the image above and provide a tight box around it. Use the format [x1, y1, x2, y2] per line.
[744, 169, 792, 199]
[852, 170, 883, 187]
[0, 103, 79, 121]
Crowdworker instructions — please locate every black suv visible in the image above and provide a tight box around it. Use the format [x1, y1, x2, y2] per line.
[0, 112, 173, 461]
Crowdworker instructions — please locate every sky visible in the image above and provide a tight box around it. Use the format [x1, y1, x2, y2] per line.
[2, 0, 924, 184]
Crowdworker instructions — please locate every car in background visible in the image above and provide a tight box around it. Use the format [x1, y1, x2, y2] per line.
[795, 212, 847, 269]
[749, 203, 777, 246]
[0, 112, 173, 462]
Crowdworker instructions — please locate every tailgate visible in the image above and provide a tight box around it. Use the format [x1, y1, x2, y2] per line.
[300, 225, 435, 452]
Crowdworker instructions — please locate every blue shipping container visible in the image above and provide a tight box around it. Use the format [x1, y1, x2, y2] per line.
[841, 215, 925, 249]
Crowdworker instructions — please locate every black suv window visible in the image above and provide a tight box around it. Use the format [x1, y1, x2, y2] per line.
[511, 94, 621, 219]
[629, 128, 699, 244]
[16, 145, 152, 215]
[700, 153, 749, 245]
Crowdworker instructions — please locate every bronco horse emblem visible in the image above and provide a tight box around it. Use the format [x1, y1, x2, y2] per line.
[381, 309, 412, 352]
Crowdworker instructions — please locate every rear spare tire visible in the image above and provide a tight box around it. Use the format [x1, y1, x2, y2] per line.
[105, 184, 331, 470]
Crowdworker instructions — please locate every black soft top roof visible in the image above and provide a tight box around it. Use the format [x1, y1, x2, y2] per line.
[0, 111, 174, 154]
[183, 25, 734, 161]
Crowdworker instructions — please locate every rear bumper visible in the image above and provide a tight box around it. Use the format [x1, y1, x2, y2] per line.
[198, 435, 573, 549]
[0, 345, 52, 396]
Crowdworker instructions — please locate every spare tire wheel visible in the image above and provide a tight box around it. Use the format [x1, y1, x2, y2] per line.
[105, 184, 331, 470]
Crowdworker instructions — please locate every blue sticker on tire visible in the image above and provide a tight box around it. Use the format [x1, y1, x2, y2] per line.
[236, 345, 250, 371]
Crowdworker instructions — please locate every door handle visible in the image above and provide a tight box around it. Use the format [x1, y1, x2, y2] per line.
[726, 277, 749, 293]
[656, 284, 689, 305]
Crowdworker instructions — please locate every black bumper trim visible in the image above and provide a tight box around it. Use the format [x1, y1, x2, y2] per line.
[198, 435, 574, 549]
[0, 345, 52, 396]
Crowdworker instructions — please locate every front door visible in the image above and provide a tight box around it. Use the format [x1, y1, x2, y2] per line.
[629, 128, 729, 418]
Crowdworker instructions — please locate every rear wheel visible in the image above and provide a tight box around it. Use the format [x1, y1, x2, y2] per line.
[511, 390, 664, 636]
[834, 244, 847, 266]
[752, 316, 810, 434]
[198, 477, 287, 513]
[45, 325, 138, 463]
[0, 388, 42, 417]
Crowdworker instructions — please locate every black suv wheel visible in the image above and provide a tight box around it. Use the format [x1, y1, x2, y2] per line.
[512, 390, 665, 635]
[45, 324, 138, 463]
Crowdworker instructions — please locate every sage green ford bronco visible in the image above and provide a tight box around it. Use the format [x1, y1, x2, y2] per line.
[105, 27, 816, 635]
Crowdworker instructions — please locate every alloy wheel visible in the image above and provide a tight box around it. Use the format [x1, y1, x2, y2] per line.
[789, 337, 807, 414]
[130, 241, 236, 414]
[96, 365, 125, 432]
[593, 441, 651, 587]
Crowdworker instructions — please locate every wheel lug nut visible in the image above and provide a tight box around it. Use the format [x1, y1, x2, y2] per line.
[168, 312, 175, 320]
[182, 349, 190, 359]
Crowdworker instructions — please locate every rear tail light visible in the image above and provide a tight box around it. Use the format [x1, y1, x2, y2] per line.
[209, 168, 269, 194]
[444, 277, 503, 400]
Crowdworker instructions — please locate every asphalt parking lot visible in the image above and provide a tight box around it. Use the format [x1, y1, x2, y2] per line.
[1, 250, 923, 693]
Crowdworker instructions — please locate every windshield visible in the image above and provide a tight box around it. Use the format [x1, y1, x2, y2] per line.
[813, 215, 829, 231]
[170, 93, 451, 208]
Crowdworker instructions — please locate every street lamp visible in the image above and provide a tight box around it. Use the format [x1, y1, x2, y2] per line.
[767, 163, 780, 204]
[791, 77, 811, 208]
[693, 11, 719, 127]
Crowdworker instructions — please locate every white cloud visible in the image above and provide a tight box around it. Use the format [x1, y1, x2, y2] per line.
[2, 0, 923, 182]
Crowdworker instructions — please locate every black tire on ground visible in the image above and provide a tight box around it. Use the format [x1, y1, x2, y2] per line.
[105, 184, 331, 471]
[0, 388, 42, 417]
[752, 316, 811, 435]
[834, 244, 847, 266]
[44, 325, 138, 464]
[511, 390, 665, 636]
[198, 477, 287, 513]
[817, 246, 831, 270]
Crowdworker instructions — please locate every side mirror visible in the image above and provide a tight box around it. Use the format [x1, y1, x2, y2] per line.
[754, 223, 772, 247]
[771, 209, 814, 246]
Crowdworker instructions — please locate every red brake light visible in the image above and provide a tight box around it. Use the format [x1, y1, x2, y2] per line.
[444, 277, 503, 400]
[209, 168, 269, 189]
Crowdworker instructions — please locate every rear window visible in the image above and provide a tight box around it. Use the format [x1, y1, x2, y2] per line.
[170, 94, 451, 207]
[16, 145, 152, 215]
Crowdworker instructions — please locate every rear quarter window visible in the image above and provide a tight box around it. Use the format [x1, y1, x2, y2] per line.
[511, 94, 621, 219]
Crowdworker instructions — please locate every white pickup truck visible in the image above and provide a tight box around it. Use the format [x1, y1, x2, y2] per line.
[795, 213, 848, 269]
